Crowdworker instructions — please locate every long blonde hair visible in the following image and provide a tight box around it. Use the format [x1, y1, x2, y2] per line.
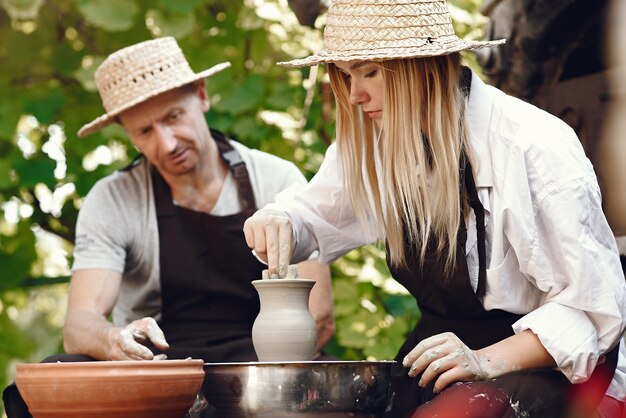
[328, 53, 472, 271]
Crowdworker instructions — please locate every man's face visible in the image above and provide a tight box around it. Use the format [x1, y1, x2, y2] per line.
[119, 82, 211, 177]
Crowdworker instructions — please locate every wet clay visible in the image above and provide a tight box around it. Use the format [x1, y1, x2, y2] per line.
[252, 265, 318, 361]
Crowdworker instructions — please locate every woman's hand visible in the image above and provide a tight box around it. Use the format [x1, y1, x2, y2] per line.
[402, 332, 504, 393]
[243, 208, 295, 279]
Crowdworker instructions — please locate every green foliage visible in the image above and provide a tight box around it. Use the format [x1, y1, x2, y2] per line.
[325, 245, 420, 361]
[75, 0, 140, 32]
[0, 222, 37, 288]
[0, 285, 67, 407]
[157, 0, 203, 15]
[0, 0, 487, 414]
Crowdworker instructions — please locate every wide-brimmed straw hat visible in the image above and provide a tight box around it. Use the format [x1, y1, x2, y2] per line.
[78, 37, 230, 137]
[278, 0, 505, 68]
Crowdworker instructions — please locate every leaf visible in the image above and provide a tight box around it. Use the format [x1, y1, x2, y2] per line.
[215, 74, 265, 115]
[336, 304, 385, 347]
[73, 166, 113, 197]
[205, 111, 234, 134]
[231, 116, 260, 142]
[156, 0, 201, 15]
[73, 56, 105, 93]
[363, 318, 414, 359]
[332, 278, 360, 302]
[0, 0, 44, 20]
[0, 312, 37, 356]
[0, 98, 22, 139]
[146, 9, 196, 39]
[204, 69, 235, 97]
[13, 157, 56, 188]
[259, 135, 297, 161]
[0, 159, 14, 189]
[384, 317, 413, 341]
[381, 294, 420, 318]
[234, 121, 272, 148]
[336, 320, 370, 349]
[51, 42, 83, 77]
[22, 87, 64, 124]
[363, 337, 398, 360]
[334, 299, 358, 316]
[322, 335, 348, 359]
[75, 0, 140, 32]
[0, 223, 37, 288]
[236, 4, 265, 31]
[1, 26, 48, 77]
[265, 83, 297, 109]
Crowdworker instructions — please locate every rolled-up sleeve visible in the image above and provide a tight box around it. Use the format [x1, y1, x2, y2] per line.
[514, 176, 626, 382]
[267, 143, 378, 264]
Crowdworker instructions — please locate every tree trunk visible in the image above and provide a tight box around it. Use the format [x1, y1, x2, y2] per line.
[481, 0, 626, 234]
[479, 0, 610, 100]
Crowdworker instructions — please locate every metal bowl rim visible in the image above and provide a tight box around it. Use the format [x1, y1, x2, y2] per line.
[204, 360, 396, 366]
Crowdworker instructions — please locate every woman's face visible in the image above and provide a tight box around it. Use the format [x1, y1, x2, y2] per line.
[334, 61, 385, 129]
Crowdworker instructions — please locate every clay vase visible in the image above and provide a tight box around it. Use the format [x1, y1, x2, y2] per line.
[251, 278, 318, 361]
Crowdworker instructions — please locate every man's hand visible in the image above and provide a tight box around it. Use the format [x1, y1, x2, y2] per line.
[243, 208, 294, 279]
[107, 317, 170, 360]
[402, 332, 504, 393]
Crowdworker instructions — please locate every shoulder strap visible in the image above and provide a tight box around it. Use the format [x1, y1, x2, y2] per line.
[120, 154, 145, 172]
[210, 129, 257, 213]
[463, 160, 487, 298]
[459, 66, 485, 296]
[460, 66, 472, 98]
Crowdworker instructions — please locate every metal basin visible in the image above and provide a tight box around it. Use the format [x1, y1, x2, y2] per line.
[201, 360, 394, 417]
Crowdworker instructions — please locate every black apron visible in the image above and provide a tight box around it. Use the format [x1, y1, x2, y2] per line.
[387, 146, 618, 418]
[387, 158, 525, 416]
[151, 130, 265, 362]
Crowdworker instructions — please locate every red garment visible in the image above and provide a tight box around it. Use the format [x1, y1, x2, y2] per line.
[596, 395, 626, 418]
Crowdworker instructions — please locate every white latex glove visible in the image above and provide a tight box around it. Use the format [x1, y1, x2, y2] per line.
[243, 208, 294, 279]
[402, 332, 505, 394]
[108, 317, 169, 361]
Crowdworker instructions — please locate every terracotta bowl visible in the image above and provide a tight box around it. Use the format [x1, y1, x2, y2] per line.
[15, 359, 205, 418]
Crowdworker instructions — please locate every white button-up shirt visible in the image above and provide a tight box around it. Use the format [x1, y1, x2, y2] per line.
[268, 72, 626, 400]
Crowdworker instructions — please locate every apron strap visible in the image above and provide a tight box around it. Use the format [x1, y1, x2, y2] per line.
[459, 66, 487, 298]
[464, 161, 487, 298]
[211, 129, 257, 214]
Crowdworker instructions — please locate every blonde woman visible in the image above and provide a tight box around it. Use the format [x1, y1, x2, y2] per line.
[244, 0, 626, 417]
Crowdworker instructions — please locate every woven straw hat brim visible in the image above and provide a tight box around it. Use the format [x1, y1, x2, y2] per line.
[278, 37, 505, 68]
[78, 62, 230, 138]
[278, 0, 506, 68]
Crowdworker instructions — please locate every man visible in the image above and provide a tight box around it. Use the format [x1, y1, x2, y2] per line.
[3, 37, 334, 416]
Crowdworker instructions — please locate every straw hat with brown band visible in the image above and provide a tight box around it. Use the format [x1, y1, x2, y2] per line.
[278, 0, 505, 68]
[78, 37, 230, 138]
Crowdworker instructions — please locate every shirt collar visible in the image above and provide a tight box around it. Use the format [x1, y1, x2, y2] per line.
[466, 72, 494, 188]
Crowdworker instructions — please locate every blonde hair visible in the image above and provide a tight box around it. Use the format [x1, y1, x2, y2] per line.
[328, 53, 472, 271]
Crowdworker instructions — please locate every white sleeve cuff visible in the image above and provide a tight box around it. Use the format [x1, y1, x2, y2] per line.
[512, 302, 601, 383]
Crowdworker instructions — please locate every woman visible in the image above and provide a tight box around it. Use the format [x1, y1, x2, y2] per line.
[243, 1, 626, 417]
